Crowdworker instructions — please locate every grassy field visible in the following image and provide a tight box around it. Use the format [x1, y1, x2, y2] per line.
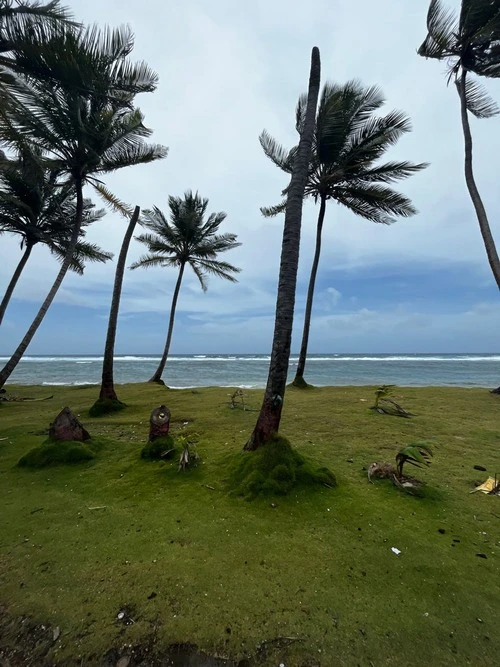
[0, 382, 499, 666]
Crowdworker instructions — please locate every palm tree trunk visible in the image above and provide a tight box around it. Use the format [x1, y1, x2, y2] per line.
[149, 261, 185, 384]
[458, 70, 500, 288]
[293, 195, 327, 387]
[0, 243, 32, 326]
[0, 180, 84, 390]
[245, 47, 321, 451]
[99, 205, 140, 400]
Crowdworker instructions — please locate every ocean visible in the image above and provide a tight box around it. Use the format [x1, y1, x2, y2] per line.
[1, 353, 500, 389]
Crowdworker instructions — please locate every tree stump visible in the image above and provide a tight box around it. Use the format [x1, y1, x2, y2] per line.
[49, 407, 90, 442]
[149, 405, 171, 442]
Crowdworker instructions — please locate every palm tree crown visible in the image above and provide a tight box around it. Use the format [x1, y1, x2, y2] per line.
[131, 191, 241, 384]
[418, 0, 500, 118]
[261, 80, 427, 221]
[260, 80, 426, 388]
[0, 148, 110, 274]
[131, 191, 241, 289]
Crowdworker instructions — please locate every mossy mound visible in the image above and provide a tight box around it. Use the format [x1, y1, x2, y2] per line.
[141, 435, 176, 460]
[88, 398, 127, 417]
[229, 435, 336, 499]
[17, 439, 98, 468]
[290, 376, 315, 389]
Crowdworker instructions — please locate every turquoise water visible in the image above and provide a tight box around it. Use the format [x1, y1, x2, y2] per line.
[2, 353, 500, 388]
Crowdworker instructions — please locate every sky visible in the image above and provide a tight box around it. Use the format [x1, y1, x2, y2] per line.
[1, 0, 500, 355]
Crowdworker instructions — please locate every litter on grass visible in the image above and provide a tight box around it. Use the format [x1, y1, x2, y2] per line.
[391, 547, 402, 555]
[470, 476, 500, 495]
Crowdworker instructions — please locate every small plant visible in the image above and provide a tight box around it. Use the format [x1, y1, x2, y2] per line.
[372, 384, 411, 417]
[368, 442, 434, 493]
[177, 434, 200, 471]
[396, 443, 433, 479]
[229, 389, 245, 410]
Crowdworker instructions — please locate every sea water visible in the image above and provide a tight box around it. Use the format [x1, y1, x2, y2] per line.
[1, 353, 500, 388]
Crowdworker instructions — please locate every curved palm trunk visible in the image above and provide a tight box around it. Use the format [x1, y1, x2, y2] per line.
[245, 47, 321, 451]
[98, 205, 140, 400]
[293, 195, 327, 386]
[149, 261, 185, 384]
[0, 243, 32, 326]
[0, 180, 84, 390]
[458, 71, 500, 288]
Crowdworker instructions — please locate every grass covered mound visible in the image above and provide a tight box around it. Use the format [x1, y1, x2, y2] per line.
[229, 434, 336, 499]
[17, 438, 99, 468]
[88, 398, 127, 417]
[140, 434, 175, 460]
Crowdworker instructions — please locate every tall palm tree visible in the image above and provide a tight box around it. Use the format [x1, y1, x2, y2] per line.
[244, 46, 321, 451]
[0, 25, 167, 390]
[419, 0, 500, 288]
[131, 191, 241, 385]
[259, 81, 427, 387]
[0, 148, 111, 325]
[91, 204, 140, 412]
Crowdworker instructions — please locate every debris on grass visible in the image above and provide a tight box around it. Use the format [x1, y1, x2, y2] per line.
[470, 476, 500, 495]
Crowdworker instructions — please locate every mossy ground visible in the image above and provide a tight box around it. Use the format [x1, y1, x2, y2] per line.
[229, 434, 335, 498]
[0, 383, 499, 666]
[17, 437, 101, 468]
[141, 434, 176, 460]
[88, 397, 127, 417]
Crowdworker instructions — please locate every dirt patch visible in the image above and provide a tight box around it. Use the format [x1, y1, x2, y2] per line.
[0, 606, 249, 666]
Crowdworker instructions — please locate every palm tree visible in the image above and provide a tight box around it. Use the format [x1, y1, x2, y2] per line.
[91, 204, 140, 413]
[0, 148, 111, 325]
[259, 81, 427, 387]
[244, 47, 321, 451]
[131, 191, 241, 385]
[419, 0, 500, 288]
[0, 25, 167, 390]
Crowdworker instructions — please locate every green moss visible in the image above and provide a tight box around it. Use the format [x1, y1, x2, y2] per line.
[88, 398, 127, 417]
[140, 435, 175, 460]
[17, 439, 98, 468]
[290, 376, 315, 389]
[228, 435, 336, 499]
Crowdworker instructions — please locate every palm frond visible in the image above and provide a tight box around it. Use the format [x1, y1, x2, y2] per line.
[130, 253, 177, 270]
[295, 92, 308, 135]
[191, 258, 240, 283]
[188, 260, 208, 292]
[260, 200, 287, 217]
[91, 181, 134, 217]
[418, 0, 457, 60]
[346, 161, 429, 184]
[259, 129, 295, 173]
[335, 184, 418, 224]
[460, 75, 500, 117]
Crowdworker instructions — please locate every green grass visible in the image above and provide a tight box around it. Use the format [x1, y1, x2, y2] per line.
[1, 383, 499, 666]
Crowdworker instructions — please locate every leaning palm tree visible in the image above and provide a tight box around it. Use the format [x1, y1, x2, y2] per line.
[131, 191, 241, 385]
[244, 46, 321, 451]
[419, 0, 500, 288]
[259, 81, 427, 387]
[90, 204, 140, 415]
[0, 148, 111, 325]
[0, 24, 167, 390]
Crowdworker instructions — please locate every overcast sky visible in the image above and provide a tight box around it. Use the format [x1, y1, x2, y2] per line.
[1, 0, 500, 355]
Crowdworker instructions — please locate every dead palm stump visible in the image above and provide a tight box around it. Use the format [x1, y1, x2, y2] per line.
[49, 407, 90, 441]
[149, 405, 171, 441]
